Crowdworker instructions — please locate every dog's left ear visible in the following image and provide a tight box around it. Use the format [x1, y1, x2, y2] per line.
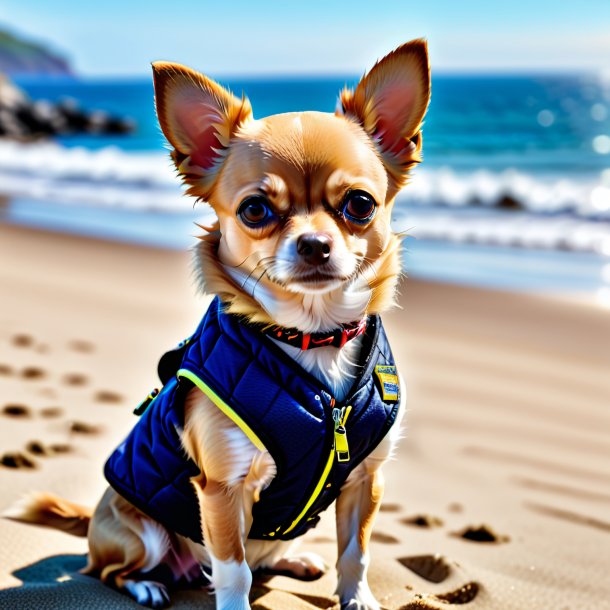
[338, 39, 430, 196]
[152, 61, 253, 199]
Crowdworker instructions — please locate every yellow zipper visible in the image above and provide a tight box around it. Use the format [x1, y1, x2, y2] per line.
[281, 401, 351, 536]
[333, 405, 352, 463]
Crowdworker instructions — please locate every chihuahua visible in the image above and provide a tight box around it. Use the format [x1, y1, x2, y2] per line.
[8, 40, 430, 610]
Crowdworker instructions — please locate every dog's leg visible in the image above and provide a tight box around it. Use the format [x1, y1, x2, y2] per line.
[84, 488, 173, 609]
[183, 389, 277, 610]
[335, 377, 406, 609]
[335, 463, 384, 610]
[191, 475, 252, 610]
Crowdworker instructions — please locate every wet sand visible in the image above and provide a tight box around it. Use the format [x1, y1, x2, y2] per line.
[0, 223, 609, 609]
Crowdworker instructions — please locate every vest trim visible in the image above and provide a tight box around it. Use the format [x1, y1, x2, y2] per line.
[283, 441, 335, 535]
[177, 368, 267, 452]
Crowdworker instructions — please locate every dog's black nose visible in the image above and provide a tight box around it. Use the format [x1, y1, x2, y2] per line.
[297, 233, 333, 266]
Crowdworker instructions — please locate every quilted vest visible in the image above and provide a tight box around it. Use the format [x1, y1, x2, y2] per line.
[104, 297, 401, 543]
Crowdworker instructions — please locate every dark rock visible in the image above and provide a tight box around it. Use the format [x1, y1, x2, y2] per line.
[496, 194, 523, 210]
[0, 73, 135, 140]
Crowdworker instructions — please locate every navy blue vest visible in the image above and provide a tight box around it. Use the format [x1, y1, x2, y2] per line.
[104, 297, 400, 543]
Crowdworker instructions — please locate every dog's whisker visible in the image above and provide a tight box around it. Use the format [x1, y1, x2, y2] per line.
[240, 259, 264, 289]
[355, 257, 379, 286]
[240, 256, 277, 296]
[239, 256, 276, 289]
[227, 251, 260, 270]
[395, 226, 416, 239]
[251, 267, 269, 297]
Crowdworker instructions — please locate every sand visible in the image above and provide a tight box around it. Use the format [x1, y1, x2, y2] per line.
[0, 222, 609, 610]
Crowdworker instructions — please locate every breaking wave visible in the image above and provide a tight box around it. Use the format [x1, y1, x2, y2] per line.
[1, 141, 609, 254]
[0, 141, 185, 211]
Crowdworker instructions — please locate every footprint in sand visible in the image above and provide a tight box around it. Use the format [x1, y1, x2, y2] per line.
[370, 531, 400, 544]
[12, 334, 34, 348]
[398, 554, 451, 584]
[70, 420, 102, 435]
[39, 387, 58, 399]
[26, 440, 72, 456]
[433, 582, 480, 604]
[447, 502, 463, 513]
[0, 363, 13, 376]
[48, 443, 72, 454]
[39, 406, 64, 418]
[63, 373, 89, 387]
[310, 536, 335, 543]
[452, 524, 509, 544]
[94, 390, 123, 404]
[401, 514, 444, 528]
[25, 441, 53, 456]
[2, 404, 31, 418]
[0, 452, 37, 469]
[379, 502, 402, 513]
[12, 334, 49, 353]
[68, 339, 95, 353]
[21, 366, 46, 380]
[399, 582, 480, 608]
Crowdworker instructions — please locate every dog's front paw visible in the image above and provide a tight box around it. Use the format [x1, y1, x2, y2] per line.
[340, 583, 381, 610]
[211, 558, 252, 610]
[214, 590, 251, 610]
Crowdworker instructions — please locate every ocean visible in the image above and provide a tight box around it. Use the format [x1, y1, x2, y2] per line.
[2, 74, 610, 299]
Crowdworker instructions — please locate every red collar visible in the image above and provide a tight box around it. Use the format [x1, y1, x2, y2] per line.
[264, 318, 367, 350]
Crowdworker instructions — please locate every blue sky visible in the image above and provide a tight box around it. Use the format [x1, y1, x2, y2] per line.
[2, 0, 610, 76]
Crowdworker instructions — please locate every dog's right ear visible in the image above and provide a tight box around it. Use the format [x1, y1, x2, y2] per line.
[152, 62, 252, 198]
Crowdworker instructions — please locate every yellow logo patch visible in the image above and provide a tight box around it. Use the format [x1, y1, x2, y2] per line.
[374, 365, 399, 402]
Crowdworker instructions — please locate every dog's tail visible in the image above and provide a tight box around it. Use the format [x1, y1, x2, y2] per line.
[3, 491, 91, 537]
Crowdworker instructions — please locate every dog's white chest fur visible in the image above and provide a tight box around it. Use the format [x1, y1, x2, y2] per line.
[224, 265, 370, 401]
[272, 336, 363, 402]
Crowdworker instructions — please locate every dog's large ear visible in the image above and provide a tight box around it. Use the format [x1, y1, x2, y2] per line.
[338, 39, 430, 196]
[152, 62, 252, 199]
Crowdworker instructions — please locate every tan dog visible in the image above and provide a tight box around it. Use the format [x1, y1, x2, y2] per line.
[7, 40, 430, 610]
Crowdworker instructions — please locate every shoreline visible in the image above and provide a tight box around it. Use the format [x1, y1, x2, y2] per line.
[0, 222, 609, 609]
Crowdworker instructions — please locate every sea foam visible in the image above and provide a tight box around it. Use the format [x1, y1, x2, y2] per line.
[1, 141, 609, 255]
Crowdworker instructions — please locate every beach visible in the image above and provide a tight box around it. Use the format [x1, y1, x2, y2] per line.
[0, 222, 608, 609]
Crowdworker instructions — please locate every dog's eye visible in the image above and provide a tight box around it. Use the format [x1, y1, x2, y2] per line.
[342, 190, 377, 224]
[237, 196, 275, 228]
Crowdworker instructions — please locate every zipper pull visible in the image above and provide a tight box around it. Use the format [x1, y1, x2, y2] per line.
[332, 406, 352, 463]
[133, 387, 159, 416]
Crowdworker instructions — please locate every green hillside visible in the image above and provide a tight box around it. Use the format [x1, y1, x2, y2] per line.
[0, 28, 72, 76]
